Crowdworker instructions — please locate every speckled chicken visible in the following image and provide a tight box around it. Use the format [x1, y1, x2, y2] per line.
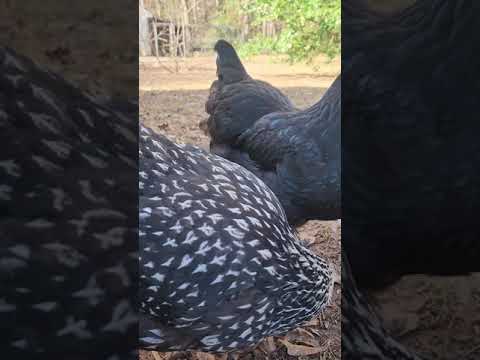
[139, 125, 333, 352]
[205, 40, 340, 226]
[0, 47, 137, 358]
[343, 0, 480, 288]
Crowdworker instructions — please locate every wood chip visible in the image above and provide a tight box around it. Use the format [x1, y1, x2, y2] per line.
[152, 352, 166, 360]
[279, 339, 324, 356]
[192, 352, 220, 360]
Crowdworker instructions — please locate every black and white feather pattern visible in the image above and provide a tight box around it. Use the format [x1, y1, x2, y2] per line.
[139, 125, 333, 352]
[0, 47, 137, 359]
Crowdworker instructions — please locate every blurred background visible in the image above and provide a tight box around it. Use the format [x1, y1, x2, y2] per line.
[0, 0, 138, 97]
[139, 0, 340, 62]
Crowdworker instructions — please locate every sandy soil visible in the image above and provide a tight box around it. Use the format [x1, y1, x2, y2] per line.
[371, 274, 480, 359]
[1, 1, 137, 98]
[140, 55, 341, 360]
[139, 55, 339, 92]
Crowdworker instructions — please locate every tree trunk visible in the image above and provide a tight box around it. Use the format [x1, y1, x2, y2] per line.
[152, 20, 159, 57]
[192, 0, 198, 24]
[181, 0, 189, 57]
[241, 14, 249, 41]
[169, 22, 174, 56]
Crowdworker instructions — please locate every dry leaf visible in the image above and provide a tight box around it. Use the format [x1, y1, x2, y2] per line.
[293, 327, 316, 339]
[190, 352, 216, 360]
[303, 318, 320, 327]
[285, 328, 320, 347]
[258, 336, 277, 354]
[279, 339, 324, 356]
[266, 336, 277, 353]
[152, 352, 169, 360]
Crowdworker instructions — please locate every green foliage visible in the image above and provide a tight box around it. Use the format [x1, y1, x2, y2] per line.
[244, 0, 340, 62]
[236, 35, 279, 59]
[210, 0, 247, 45]
[208, 0, 340, 62]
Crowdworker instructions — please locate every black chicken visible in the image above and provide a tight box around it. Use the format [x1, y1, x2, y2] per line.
[342, 252, 424, 360]
[139, 125, 333, 352]
[343, 0, 480, 288]
[205, 40, 340, 226]
[0, 47, 137, 358]
[204, 40, 296, 145]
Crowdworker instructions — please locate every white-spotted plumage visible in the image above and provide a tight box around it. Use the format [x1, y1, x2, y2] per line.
[139, 125, 333, 352]
[0, 47, 137, 358]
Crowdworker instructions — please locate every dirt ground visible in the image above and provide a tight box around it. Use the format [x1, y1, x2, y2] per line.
[1, 1, 137, 98]
[371, 273, 480, 359]
[140, 55, 341, 360]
